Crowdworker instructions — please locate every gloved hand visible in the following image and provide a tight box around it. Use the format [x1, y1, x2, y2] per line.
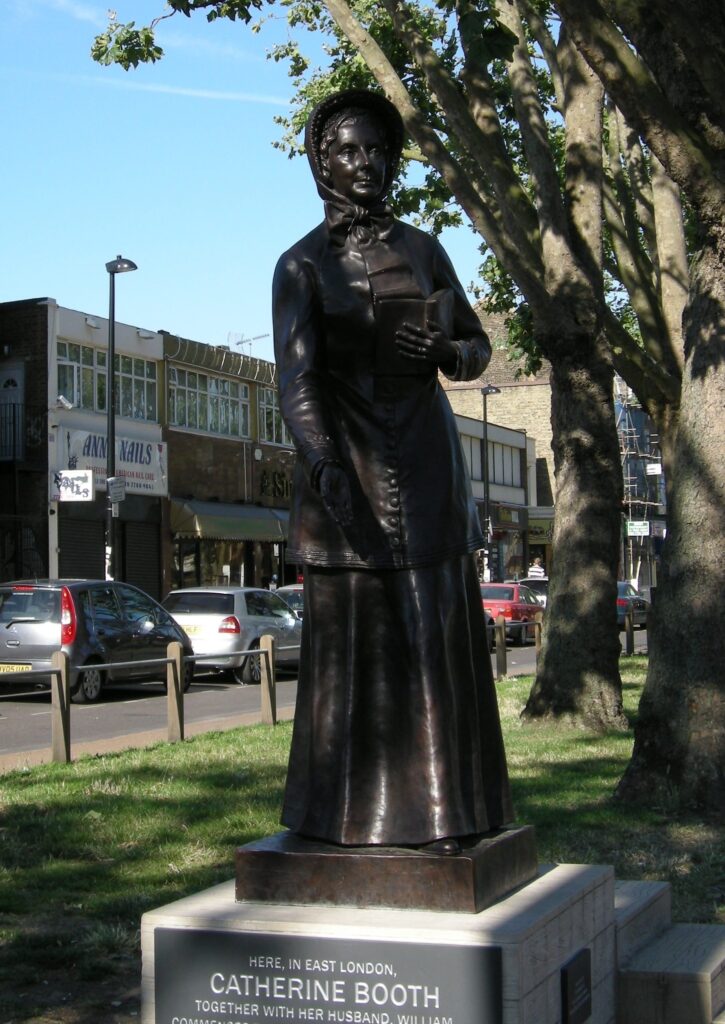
[395, 318, 457, 367]
[318, 463, 353, 527]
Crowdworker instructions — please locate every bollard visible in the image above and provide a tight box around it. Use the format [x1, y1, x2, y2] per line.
[534, 611, 543, 655]
[624, 607, 635, 656]
[167, 641, 185, 742]
[495, 615, 507, 680]
[259, 634, 277, 726]
[51, 650, 71, 763]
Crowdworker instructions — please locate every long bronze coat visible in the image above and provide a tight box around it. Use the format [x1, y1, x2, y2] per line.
[273, 88, 513, 846]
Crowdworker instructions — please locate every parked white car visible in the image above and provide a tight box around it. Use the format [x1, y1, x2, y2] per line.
[162, 586, 302, 684]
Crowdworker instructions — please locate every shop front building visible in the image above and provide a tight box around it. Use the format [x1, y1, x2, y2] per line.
[455, 414, 535, 582]
[443, 320, 557, 581]
[162, 334, 294, 593]
[0, 300, 296, 600]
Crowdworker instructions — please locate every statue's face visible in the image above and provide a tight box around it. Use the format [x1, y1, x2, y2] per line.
[324, 116, 387, 206]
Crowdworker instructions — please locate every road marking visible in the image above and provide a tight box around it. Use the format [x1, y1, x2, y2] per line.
[31, 711, 51, 717]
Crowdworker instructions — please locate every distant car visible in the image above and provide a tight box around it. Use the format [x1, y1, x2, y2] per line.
[162, 586, 302, 684]
[276, 583, 305, 619]
[0, 579, 194, 703]
[515, 577, 549, 608]
[483, 609, 495, 652]
[481, 583, 543, 645]
[617, 581, 650, 628]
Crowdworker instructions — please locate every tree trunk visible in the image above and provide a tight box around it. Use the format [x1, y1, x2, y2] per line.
[520, 34, 625, 729]
[617, 231, 725, 817]
[524, 326, 627, 730]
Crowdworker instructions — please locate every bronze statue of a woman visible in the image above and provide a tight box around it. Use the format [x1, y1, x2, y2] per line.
[273, 89, 513, 854]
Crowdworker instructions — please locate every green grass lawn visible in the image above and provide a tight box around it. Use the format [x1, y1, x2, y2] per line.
[1, 656, 723, 1021]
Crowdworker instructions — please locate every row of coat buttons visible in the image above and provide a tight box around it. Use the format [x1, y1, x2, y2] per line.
[384, 406, 401, 547]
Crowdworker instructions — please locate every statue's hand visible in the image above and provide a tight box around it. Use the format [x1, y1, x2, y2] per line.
[395, 319, 458, 367]
[319, 463, 353, 527]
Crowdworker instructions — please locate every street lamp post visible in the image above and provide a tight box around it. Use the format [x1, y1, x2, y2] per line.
[481, 384, 501, 580]
[105, 255, 137, 580]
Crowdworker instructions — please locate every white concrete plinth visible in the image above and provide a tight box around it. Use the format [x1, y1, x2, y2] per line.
[142, 864, 615, 1024]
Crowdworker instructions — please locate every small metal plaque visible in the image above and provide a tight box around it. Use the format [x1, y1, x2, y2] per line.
[154, 928, 501, 1024]
[561, 947, 592, 1024]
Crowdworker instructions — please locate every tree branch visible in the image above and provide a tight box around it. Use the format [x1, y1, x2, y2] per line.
[558, 24, 604, 289]
[496, 0, 571, 274]
[516, 0, 564, 113]
[553, 0, 724, 215]
[377, 0, 543, 272]
[650, 153, 687, 374]
[602, 306, 681, 412]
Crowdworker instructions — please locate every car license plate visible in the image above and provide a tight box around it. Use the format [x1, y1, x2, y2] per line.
[0, 663, 32, 673]
[183, 625, 201, 636]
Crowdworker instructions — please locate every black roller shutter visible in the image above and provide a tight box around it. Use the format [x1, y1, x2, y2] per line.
[123, 521, 161, 600]
[59, 518, 105, 579]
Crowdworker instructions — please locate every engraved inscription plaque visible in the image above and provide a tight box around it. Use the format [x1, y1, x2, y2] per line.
[154, 928, 501, 1024]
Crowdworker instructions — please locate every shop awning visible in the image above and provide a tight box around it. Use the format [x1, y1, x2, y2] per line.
[170, 498, 289, 542]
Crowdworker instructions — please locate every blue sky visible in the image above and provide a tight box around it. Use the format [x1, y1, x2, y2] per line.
[0, 0, 484, 365]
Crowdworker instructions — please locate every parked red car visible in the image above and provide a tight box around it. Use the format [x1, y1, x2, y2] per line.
[481, 583, 543, 645]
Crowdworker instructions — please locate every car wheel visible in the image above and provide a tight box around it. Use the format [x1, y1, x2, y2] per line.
[71, 665, 103, 704]
[241, 642, 262, 685]
[183, 660, 193, 692]
[486, 618, 495, 652]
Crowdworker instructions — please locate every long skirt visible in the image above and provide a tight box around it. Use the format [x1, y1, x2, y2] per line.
[281, 554, 513, 846]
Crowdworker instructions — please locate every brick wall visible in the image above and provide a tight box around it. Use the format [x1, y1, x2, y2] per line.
[168, 431, 293, 509]
[168, 431, 250, 505]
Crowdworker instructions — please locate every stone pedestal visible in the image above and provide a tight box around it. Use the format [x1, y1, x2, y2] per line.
[235, 826, 538, 914]
[142, 863, 616, 1024]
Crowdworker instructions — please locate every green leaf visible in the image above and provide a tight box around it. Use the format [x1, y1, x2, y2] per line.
[90, 21, 164, 70]
[459, 12, 518, 65]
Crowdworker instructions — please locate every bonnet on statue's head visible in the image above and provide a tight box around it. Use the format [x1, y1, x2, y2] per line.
[304, 88, 405, 201]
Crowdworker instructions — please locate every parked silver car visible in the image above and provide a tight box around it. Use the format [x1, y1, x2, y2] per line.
[0, 579, 194, 703]
[162, 586, 302, 684]
[276, 583, 305, 618]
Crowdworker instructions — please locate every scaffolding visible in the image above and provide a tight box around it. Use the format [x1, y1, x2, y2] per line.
[614, 376, 666, 592]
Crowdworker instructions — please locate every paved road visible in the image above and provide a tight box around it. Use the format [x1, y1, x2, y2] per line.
[0, 673, 300, 769]
[0, 631, 646, 770]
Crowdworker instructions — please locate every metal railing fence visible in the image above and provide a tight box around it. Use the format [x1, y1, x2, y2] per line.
[1, 637, 280, 764]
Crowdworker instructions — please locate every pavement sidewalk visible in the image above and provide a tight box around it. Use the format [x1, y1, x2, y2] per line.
[0, 704, 295, 773]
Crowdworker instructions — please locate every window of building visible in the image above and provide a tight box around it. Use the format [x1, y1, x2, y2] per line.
[459, 434, 482, 481]
[57, 341, 157, 422]
[117, 355, 157, 421]
[168, 367, 250, 438]
[259, 387, 290, 446]
[487, 441, 521, 487]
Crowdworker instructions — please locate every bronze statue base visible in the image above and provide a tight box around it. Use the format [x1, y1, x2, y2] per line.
[235, 825, 538, 914]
